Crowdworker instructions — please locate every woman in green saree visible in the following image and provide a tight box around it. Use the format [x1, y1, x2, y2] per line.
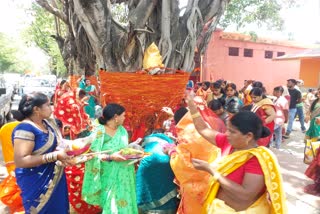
[82, 103, 138, 214]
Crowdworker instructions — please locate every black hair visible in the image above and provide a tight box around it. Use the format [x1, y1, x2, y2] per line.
[250, 87, 267, 99]
[10, 109, 25, 121]
[240, 104, 253, 111]
[17, 92, 49, 120]
[203, 81, 210, 89]
[98, 103, 125, 125]
[208, 99, 223, 111]
[273, 86, 284, 94]
[252, 81, 263, 88]
[226, 100, 240, 114]
[78, 89, 87, 98]
[174, 107, 188, 124]
[212, 81, 222, 89]
[308, 88, 313, 93]
[60, 80, 67, 87]
[287, 79, 297, 85]
[230, 111, 271, 140]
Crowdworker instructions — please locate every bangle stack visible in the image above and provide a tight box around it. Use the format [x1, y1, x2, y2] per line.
[42, 151, 58, 163]
[191, 112, 201, 119]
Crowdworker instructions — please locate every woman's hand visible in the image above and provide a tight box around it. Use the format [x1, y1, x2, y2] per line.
[316, 117, 320, 125]
[56, 150, 74, 166]
[110, 151, 127, 162]
[192, 158, 214, 174]
[161, 107, 174, 116]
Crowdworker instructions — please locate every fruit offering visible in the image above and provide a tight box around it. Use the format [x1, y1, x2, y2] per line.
[120, 148, 145, 159]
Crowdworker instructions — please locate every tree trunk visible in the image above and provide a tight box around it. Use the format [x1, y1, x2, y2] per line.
[36, 0, 229, 74]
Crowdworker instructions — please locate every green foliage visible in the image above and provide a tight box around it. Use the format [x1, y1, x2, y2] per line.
[23, 3, 67, 76]
[111, 3, 129, 26]
[0, 33, 27, 73]
[220, 0, 298, 31]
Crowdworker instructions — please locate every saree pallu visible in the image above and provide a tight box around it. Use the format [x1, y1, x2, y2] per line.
[170, 112, 221, 214]
[203, 147, 287, 214]
[65, 163, 102, 214]
[136, 133, 178, 213]
[251, 99, 275, 146]
[82, 125, 138, 214]
[13, 121, 69, 214]
[54, 90, 90, 136]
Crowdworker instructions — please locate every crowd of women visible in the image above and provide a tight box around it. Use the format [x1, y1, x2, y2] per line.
[0, 75, 319, 214]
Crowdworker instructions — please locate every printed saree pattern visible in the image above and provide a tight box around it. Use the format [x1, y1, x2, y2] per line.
[54, 90, 90, 136]
[203, 147, 287, 214]
[82, 125, 138, 214]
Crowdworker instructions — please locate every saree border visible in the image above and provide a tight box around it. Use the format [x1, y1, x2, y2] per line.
[138, 189, 177, 211]
[29, 165, 64, 213]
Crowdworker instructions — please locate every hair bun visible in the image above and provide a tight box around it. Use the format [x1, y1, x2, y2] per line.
[261, 126, 271, 138]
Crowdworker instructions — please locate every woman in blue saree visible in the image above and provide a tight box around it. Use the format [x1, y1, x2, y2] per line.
[12, 92, 71, 214]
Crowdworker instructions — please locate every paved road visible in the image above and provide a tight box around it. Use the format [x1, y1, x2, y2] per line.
[0, 100, 319, 213]
[275, 121, 320, 213]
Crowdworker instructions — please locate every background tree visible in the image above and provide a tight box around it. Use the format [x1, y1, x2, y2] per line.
[34, 0, 298, 75]
[220, 0, 299, 31]
[0, 33, 30, 73]
[23, 4, 67, 76]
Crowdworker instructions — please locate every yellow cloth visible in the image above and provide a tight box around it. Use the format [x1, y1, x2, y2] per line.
[0, 121, 20, 174]
[204, 147, 287, 214]
[170, 112, 220, 213]
[143, 42, 164, 69]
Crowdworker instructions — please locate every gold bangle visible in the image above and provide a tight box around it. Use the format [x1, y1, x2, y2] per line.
[191, 112, 201, 119]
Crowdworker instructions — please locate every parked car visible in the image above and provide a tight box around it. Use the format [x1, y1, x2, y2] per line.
[20, 77, 56, 102]
[0, 75, 13, 127]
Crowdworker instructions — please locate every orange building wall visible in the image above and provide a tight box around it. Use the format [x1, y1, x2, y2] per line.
[203, 31, 306, 93]
[300, 59, 320, 88]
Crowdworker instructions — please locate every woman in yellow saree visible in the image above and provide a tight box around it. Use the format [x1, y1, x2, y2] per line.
[186, 93, 287, 214]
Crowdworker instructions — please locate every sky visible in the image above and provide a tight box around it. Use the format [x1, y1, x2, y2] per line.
[0, 0, 319, 72]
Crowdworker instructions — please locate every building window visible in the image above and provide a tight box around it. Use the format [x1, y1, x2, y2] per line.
[265, 50, 273, 59]
[277, 52, 285, 57]
[243, 48, 253, 57]
[228, 47, 239, 56]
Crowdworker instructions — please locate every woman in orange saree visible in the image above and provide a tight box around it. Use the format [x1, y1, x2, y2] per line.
[169, 96, 225, 213]
[0, 121, 24, 214]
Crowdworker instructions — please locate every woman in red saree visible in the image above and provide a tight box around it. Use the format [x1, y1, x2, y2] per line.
[54, 81, 100, 213]
[250, 87, 276, 146]
[54, 86, 91, 139]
